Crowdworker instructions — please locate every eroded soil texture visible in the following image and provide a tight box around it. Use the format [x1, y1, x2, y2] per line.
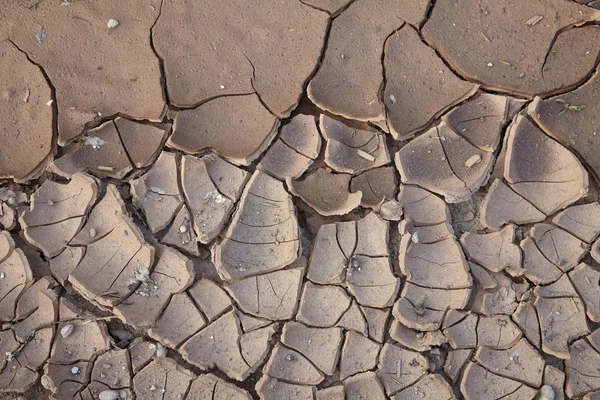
[2, 0, 600, 399]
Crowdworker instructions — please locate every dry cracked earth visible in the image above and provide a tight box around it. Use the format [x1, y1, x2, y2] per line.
[1, 0, 600, 399]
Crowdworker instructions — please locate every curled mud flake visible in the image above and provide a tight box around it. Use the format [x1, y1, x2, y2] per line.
[264, 344, 324, 385]
[422, 0, 600, 97]
[0, 41, 53, 182]
[180, 311, 261, 381]
[320, 114, 391, 174]
[307, 221, 355, 285]
[395, 122, 493, 203]
[308, 0, 429, 121]
[444, 349, 472, 383]
[552, 203, 600, 243]
[149, 292, 206, 349]
[504, 115, 588, 215]
[378, 342, 428, 396]
[169, 95, 278, 165]
[258, 114, 322, 180]
[130, 152, 182, 233]
[442, 310, 478, 349]
[350, 166, 397, 211]
[339, 331, 380, 379]
[390, 319, 447, 352]
[520, 237, 563, 285]
[187, 373, 251, 400]
[288, 168, 362, 216]
[255, 375, 316, 400]
[398, 185, 451, 226]
[344, 371, 387, 400]
[477, 315, 522, 349]
[214, 171, 298, 280]
[460, 362, 537, 400]
[384, 26, 478, 140]
[460, 224, 521, 273]
[513, 301, 541, 349]
[189, 278, 232, 322]
[347, 255, 400, 308]
[133, 357, 195, 400]
[226, 267, 303, 321]
[297, 282, 351, 328]
[566, 338, 600, 398]
[480, 179, 545, 230]
[337, 300, 368, 336]
[392, 373, 454, 400]
[569, 263, 600, 322]
[531, 223, 587, 272]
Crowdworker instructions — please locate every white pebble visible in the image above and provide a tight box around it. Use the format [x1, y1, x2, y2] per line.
[60, 324, 74, 338]
[150, 385, 157, 391]
[107, 19, 119, 29]
[487, 62, 493, 67]
[99, 390, 120, 400]
[0, 273, 4, 279]
[71, 366, 80, 375]
[464, 154, 482, 168]
[179, 225, 188, 233]
[537, 385, 555, 400]
[89, 228, 97, 238]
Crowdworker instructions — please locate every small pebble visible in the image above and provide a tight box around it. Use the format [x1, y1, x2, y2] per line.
[60, 324, 74, 338]
[537, 385, 555, 400]
[487, 62, 493, 67]
[107, 19, 119, 29]
[389, 94, 396, 104]
[99, 390, 120, 400]
[89, 228, 97, 238]
[71, 366, 80, 375]
[179, 225, 188, 233]
[150, 385, 157, 391]
[464, 154, 482, 168]
[119, 391, 128, 399]
[156, 342, 167, 358]
[0, 273, 4, 279]
[47, 199, 54, 206]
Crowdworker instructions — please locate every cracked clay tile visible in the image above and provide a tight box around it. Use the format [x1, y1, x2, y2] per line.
[130, 152, 182, 233]
[258, 114, 322, 181]
[307, 0, 429, 121]
[90, 349, 132, 390]
[355, 212, 390, 257]
[444, 349, 472, 383]
[320, 114, 391, 174]
[460, 362, 537, 400]
[129, 340, 158, 374]
[160, 205, 200, 256]
[113, 118, 168, 169]
[297, 282, 352, 328]
[504, 115, 588, 215]
[255, 375, 316, 400]
[390, 319, 446, 352]
[49, 246, 84, 285]
[363, 306, 390, 344]
[42, 360, 92, 399]
[133, 357, 195, 400]
[281, 321, 343, 376]
[443, 93, 522, 152]
[569, 263, 600, 323]
[214, 171, 299, 280]
[263, 344, 324, 385]
[477, 315, 522, 349]
[529, 69, 600, 182]
[378, 341, 428, 396]
[69, 213, 155, 308]
[240, 324, 277, 374]
[153, 0, 327, 117]
[398, 185, 450, 226]
[344, 371, 387, 400]
[187, 373, 251, 400]
[0, 238, 33, 321]
[337, 300, 368, 336]
[307, 221, 355, 285]
[339, 331, 381, 380]
[422, 0, 600, 97]
[475, 337, 545, 387]
[168, 95, 278, 166]
[317, 385, 344, 400]
[113, 244, 193, 328]
[531, 223, 587, 272]
[347, 255, 400, 308]
[181, 154, 248, 245]
[544, 365, 566, 400]
[149, 292, 206, 349]
[384, 26, 479, 140]
[392, 374, 454, 400]
[442, 310, 478, 349]
[400, 235, 472, 289]
[237, 309, 272, 333]
[468, 261, 497, 290]
[535, 295, 589, 359]
[0, 40, 53, 182]
[566, 338, 600, 398]
[4, 0, 165, 145]
[350, 166, 397, 211]
[480, 179, 546, 230]
[460, 224, 521, 273]
[0, 231, 12, 264]
[513, 301, 541, 349]
[180, 310, 259, 381]
[226, 267, 303, 321]
[552, 203, 600, 243]
[188, 279, 232, 323]
[520, 236, 564, 285]
[288, 168, 362, 216]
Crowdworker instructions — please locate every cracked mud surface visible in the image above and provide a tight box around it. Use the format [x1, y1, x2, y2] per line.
[2, 0, 600, 399]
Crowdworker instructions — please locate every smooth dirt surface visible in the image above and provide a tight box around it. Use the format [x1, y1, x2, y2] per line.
[1, 1, 600, 399]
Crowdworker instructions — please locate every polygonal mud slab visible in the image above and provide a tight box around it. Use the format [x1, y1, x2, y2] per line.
[256, 375, 316, 400]
[504, 115, 588, 215]
[378, 342, 428, 396]
[395, 122, 493, 203]
[460, 225, 521, 273]
[422, 0, 600, 97]
[320, 114, 390, 174]
[2, 1, 166, 145]
[181, 153, 249, 244]
[339, 331, 381, 380]
[214, 171, 298, 280]
[188, 279, 232, 323]
[0, 40, 53, 182]
[391, 319, 447, 352]
[307, 0, 429, 121]
[392, 374, 454, 400]
[153, 0, 328, 117]
[552, 203, 600, 243]
[130, 151, 182, 233]
[445, 349, 472, 383]
[530, 223, 587, 272]
[297, 282, 352, 328]
[149, 292, 206, 349]
[460, 362, 537, 400]
[0, 234, 33, 321]
[21, 174, 97, 258]
[384, 26, 478, 140]
[160, 205, 200, 256]
[350, 166, 397, 210]
[258, 114, 322, 180]
[566, 338, 600, 398]
[442, 310, 478, 349]
[187, 373, 251, 400]
[570, 263, 600, 322]
[289, 168, 362, 216]
[344, 371, 387, 400]
[169, 95, 278, 165]
[263, 344, 325, 385]
[133, 357, 195, 400]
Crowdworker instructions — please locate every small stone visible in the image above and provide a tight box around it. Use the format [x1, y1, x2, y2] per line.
[0, 273, 5, 279]
[41, 375, 55, 390]
[107, 19, 119, 29]
[179, 225, 188, 233]
[71, 366, 80, 375]
[536, 385, 555, 400]
[99, 390, 120, 400]
[119, 391, 128, 399]
[156, 342, 167, 358]
[60, 324, 74, 338]
[47, 199, 54, 206]
[150, 385, 157, 391]
[89, 228, 97, 238]
[464, 154, 482, 168]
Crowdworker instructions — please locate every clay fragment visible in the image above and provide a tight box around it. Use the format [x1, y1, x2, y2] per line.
[460, 225, 521, 273]
[477, 315, 522, 349]
[336, 301, 368, 336]
[114, 118, 168, 169]
[543, 365, 565, 400]
[160, 205, 200, 256]
[566, 339, 600, 398]
[0, 237, 33, 321]
[392, 374, 454, 400]
[282, 322, 343, 376]
[297, 282, 351, 328]
[385, 26, 478, 140]
[187, 373, 251, 400]
[289, 168, 362, 216]
[460, 362, 537, 400]
[149, 292, 206, 348]
[531, 223, 587, 272]
[189, 279, 232, 322]
[351, 167, 397, 210]
[444, 349, 472, 383]
[442, 310, 478, 349]
[378, 342, 428, 396]
[569, 263, 600, 322]
[263, 344, 324, 385]
[390, 320, 446, 352]
[316, 385, 344, 400]
[513, 301, 541, 349]
[363, 306, 389, 343]
[214, 171, 298, 280]
[340, 331, 381, 380]
[133, 358, 195, 400]
[344, 371, 387, 400]
[552, 203, 600, 243]
[256, 375, 316, 400]
[480, 179, 545, 230]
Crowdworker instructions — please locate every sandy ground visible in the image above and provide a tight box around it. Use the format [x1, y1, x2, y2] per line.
[1, 0, 600, 399]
